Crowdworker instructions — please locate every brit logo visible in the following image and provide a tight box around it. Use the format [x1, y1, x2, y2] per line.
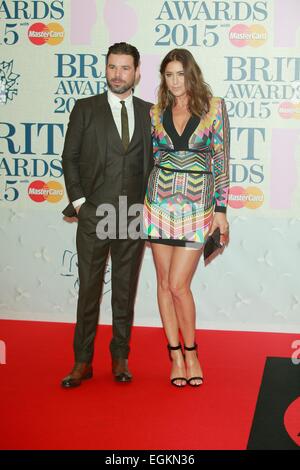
[0, 60, 20, 104]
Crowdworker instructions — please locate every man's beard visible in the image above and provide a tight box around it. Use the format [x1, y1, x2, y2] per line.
[107, 78, 134, 95]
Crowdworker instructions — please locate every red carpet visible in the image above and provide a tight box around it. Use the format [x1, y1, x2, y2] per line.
[0, 319, 297, 450]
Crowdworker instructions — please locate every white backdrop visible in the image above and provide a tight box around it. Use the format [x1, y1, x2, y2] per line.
[0, 0, 300, 333]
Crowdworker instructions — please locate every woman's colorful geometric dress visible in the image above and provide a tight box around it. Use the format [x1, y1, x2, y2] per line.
[143, 97, 230, 246]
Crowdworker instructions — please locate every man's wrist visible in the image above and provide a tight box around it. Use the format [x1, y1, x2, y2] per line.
[73, 197, 86, 209]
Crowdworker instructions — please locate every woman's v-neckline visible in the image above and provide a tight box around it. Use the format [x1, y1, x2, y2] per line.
[172, 111, 193, 138]
[163, 106, 201, 150]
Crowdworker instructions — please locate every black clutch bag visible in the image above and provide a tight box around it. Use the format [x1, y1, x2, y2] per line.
[204, 227, 222, 263]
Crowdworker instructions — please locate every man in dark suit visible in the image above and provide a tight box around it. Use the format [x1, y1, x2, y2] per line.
[61, 43, 153, 387]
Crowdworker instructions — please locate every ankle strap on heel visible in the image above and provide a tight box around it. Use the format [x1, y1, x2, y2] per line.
[167, 344, 182, 351]
[167, 343, 182, 361]
[184, 343, 198, 351]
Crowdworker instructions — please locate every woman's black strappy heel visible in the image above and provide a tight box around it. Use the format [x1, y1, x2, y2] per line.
[167, 344, 187, 387]
[184, 344, 203, 387]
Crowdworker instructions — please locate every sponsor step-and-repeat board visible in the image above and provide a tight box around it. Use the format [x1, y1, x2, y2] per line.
[0, 0, 299, 332]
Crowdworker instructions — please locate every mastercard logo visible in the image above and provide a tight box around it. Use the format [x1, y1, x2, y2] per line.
[28, 22, 64, 46]
[28, 181, 64, 203]
[278, 101, 300, 120]
[229, 24, 267, 47]
[228, 186, 264, 209]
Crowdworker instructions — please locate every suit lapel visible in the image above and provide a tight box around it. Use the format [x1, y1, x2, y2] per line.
[128, 103, 139, 149]
[91, 92, 110, 166]
[133, 97, 151, 182]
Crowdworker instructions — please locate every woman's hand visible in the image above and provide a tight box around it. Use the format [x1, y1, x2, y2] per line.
[210, 212, 229, 246]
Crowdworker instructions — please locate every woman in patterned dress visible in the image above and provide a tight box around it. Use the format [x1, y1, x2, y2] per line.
[143, 49, 230, 387]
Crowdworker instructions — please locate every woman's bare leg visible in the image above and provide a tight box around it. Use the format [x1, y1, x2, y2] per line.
[168, 247, 203, 385]
[151, 243, 186, 386]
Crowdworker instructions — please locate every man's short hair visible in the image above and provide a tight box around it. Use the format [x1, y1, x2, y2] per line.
[106, 42, 140, 69]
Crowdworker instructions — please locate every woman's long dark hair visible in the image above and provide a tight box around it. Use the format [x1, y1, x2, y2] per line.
[158, 49, 212, 117]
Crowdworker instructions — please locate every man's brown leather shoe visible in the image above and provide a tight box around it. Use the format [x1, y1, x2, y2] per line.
[112, 358, 132, 383]
[61, 362, 93, 388]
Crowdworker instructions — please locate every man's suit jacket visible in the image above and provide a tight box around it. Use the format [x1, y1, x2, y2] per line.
[61, 92, 153, 217]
